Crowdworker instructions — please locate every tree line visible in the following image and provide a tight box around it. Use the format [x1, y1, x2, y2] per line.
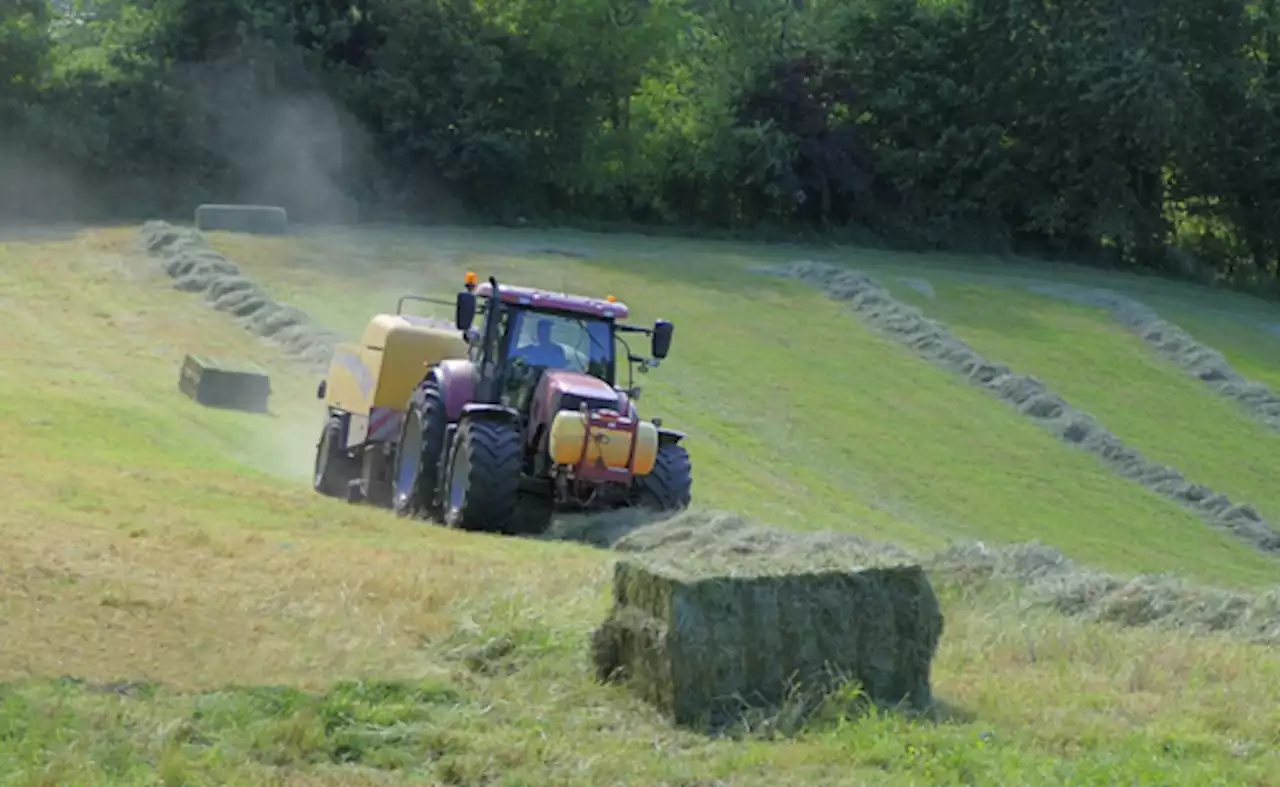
[3, 0, 1280, 288]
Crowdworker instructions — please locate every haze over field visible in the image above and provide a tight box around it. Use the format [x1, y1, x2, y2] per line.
[4, 0, 1280, 783]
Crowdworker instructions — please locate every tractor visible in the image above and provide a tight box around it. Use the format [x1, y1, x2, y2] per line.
[312, 272, 692, 535]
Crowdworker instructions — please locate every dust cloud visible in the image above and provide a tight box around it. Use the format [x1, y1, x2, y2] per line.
[0, 31, 446, 229]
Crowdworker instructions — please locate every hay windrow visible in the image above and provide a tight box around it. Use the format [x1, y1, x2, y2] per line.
[929, 541, 1280, 643]
[755, 261, 1280, 558]
[1021, 282, 1280, 433]
[560, 509, 1280, 646]
[139, 221, 346, 371]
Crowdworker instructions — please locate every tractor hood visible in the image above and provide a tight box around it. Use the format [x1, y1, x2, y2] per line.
[542, 370, 621, 407]
[529, 370, 634, 450]
[531, 369, 630, 424]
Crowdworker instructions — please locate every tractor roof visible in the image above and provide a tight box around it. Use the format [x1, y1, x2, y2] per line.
[474, 282, 630, 319]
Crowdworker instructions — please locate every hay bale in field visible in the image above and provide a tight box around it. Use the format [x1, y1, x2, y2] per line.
[194, 203, 289, 235]
[178, 353, 271, 412]
[591, 553, 943, 729]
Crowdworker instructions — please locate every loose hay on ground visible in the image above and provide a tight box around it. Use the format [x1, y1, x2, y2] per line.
[757, 261, 1280, 558]
[590, 544, 944, 729]
[929, 540, 1280, 644]
[548, 508, 914, 564]
[139, 220, 345, 370]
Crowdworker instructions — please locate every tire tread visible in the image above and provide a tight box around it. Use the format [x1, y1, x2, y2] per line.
[634, 442, 693, 512]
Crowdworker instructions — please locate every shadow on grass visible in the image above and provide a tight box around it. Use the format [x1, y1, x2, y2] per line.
[537, 506, 666, 548]
[696, 677, 976, 742]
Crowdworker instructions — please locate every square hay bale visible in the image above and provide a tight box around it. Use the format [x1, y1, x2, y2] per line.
[194, 204, 289, 235]
[591, 557, 943, 728]
[178, 354, 272, 413]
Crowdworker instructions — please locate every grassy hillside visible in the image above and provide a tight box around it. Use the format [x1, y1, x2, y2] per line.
[864, 250, 1280, 393]
[0, 226, 1277, 785]
[209, 227, 1280, 589]
[885, 282, 1280, 524]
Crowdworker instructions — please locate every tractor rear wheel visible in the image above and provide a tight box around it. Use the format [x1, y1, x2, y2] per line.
[442, 419, 522, 532]
[392, 385, 448, 520]
[633, 442, 693, 513]
[314, 415, 358, 498]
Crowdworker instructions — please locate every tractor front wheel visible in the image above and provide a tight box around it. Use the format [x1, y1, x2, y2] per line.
[442, 419, 523, 532]
[391, 386, 448, 520]
[633, 442, 693, 513]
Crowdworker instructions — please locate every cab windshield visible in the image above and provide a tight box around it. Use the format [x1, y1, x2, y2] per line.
[506, 309, 613, 381]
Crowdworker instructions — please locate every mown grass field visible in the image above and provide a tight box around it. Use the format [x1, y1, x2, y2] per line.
[213, 226, 1280, 588]
[0, 225, 1276, 786]
[888, 281, 1280, 527]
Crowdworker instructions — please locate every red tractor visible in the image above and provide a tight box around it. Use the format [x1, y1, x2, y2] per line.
[391, 273, 692, 534]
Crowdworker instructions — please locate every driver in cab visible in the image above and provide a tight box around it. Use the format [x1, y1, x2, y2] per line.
[512, 318, 568, 369]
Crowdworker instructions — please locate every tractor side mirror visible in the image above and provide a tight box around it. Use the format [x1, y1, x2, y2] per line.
[456, 291, 477, 332]
[651, 319, 673, 359]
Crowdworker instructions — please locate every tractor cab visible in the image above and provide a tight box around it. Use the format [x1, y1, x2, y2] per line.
[453, 276, 667, 416]
[498, 308, 617, 414]
[485, 302, 616, 380]
[451, 274, 675, 478]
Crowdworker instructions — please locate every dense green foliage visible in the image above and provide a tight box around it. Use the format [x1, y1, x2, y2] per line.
[4, 0, 1280, 283]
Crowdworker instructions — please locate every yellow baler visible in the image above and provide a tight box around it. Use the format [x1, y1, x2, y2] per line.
[324, 313, 469, 445]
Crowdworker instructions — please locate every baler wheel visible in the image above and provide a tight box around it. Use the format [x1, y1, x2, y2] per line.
[314, 415, 359, 498]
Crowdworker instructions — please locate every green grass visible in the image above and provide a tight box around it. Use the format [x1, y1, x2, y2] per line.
[0, 226, 1277, 786]
[855, 244, 1280, 392]
[1145, 294, 1280, 393]
[884, 281, 1280, 531]
[4, 655, 1278, 786]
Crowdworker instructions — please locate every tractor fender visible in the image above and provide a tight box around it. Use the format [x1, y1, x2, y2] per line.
[657, 427, 686, 446]
[441, 404, 520, 474]
[460, 403, 520, 422]
[427, 359, 477, 421]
